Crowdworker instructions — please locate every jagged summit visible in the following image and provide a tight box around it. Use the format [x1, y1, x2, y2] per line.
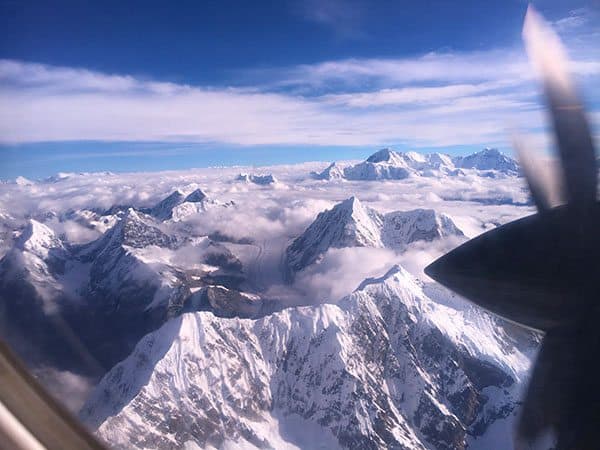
[77, 208, 175, 261]
[285, 196, 383, 275]
[184, 188, 207, 203]
[454, 148, 519, 173]
[366, 147, 406, 164]
[286, 199, 464, 276]
[236, 173, 277, 185]
[18, 219, 65, 257]
[313, 162, 345, 180]
[355, 264, 405, 291]
[149, 190, 185, 220]
[382, 208, 465, 251]
[148, 188, 215, 221]
[108, 208, 175, 249]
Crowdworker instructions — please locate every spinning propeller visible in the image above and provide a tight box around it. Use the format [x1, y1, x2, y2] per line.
[425, 7, 599, 449]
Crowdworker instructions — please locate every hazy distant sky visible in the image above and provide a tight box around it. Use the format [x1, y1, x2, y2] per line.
[1, 0, 598, 178]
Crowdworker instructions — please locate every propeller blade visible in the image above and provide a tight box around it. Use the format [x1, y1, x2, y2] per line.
[522, 6, 598, 211]
[516, 324, 600, 449]
[516, 329, 571, 448]
[512, 135, 552, 212]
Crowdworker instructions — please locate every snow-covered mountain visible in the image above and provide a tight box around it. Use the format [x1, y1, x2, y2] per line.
[149, 188, 219, 221]
[285, 197, 384, 276]
[344, 148, 414, 180]
[0, 162, 538, 449]
[149, 190, 186, 220]
[0, 208, 255, 371]
[81, 264, 531, 450]
[285, 197, 464, 276]
[454, 148, 519, 174]
[0, 220, 79, 368]
[0, 219, 69, 308]
[311, 162, 345, 180]
[60, 208, 120, 234]
[313, 148, 518, 181]
[72, 208, 250, 367]
[236, 173, 278, 185]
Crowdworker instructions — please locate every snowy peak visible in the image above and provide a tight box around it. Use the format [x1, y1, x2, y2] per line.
[285, 196, 383, 275]
[236, 173, 277, 185]
[344, 148, 412, 180]
[344, 148, 457, 180]
[148, 188, 215, 221]
[366, 147, 406, 165]
[286, 199, 464, 275]
[114, 209, 175, 249]
[453, 148, 519, 174]
[84, 208, 176, 256]
[15, 176, 35, 186]
[183, 188, 207, 203]
[312, 162, 345, 180]
[426, 153, 456, 172]
[324, 148, 518, 181]
[149, 190, 185, 220]
[18, 219, 65, 258]
[355, 264, 407, 291]
[339, 196, 383, 243]
[382, 208, 465, 251]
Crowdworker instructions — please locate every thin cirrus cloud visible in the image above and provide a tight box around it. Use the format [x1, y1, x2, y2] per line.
[0, 22, 598, 151]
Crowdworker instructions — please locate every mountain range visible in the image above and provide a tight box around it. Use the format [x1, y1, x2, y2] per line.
[313, 148, 520, 181]
[80, 265, 535, 450]
[0, 152, 539, 449]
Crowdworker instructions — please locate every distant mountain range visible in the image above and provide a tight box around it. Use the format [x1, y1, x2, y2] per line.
[313, 148, 520, 181]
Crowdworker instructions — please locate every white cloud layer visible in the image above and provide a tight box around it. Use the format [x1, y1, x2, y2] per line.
[0, 9, 598, 150]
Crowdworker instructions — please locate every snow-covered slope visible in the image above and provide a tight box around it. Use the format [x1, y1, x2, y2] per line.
[285, 198, 464, 276]
[0, 219, 69, 305]
[382, 209, 465, 251]
[312, 162, 346, 180]
[81, 265, 530, 450]
[74, 208, 249, 366]
[0, 220, 78, 367]
[453, 148, 519, 174]
[0, 209, 254, 371]
[285, 197, 384, 276]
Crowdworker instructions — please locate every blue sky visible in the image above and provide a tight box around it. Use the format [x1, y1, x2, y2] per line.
[1, 0, 599, 179]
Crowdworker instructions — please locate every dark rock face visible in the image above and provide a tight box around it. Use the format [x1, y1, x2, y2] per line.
[198, 286, 262, 318]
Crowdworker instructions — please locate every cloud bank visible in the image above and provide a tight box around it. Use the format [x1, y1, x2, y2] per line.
[0, 9, 598, 151]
